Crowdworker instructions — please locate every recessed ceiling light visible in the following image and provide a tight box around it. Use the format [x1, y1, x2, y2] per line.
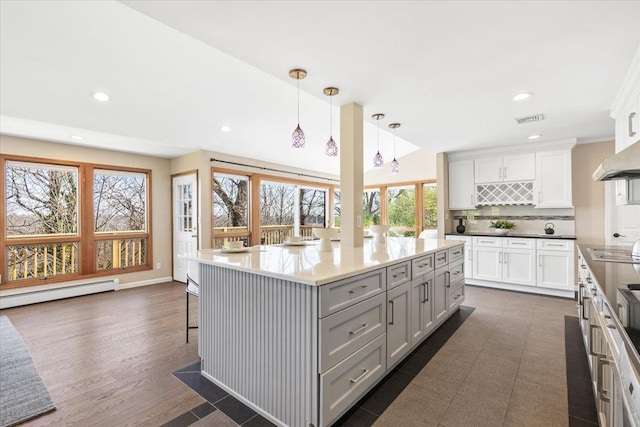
[92, 91, 110, 102]
[70, 135, 84, 141]
[513, 92, 533, 101]
[528, 134, 541, 140]
[220, 125, 231, 133]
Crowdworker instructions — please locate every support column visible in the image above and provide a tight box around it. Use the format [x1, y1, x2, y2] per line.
[339, 103, 364, 248]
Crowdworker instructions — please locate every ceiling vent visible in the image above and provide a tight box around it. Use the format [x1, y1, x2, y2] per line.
[514, 113, 545, 124]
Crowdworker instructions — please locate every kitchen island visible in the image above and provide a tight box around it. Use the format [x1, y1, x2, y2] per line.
[186, 237, 465, 427]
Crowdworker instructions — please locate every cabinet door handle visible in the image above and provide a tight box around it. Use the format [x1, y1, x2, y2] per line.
[629, 112, 637, 137]
[596, 355, 611, 402]
[538, 254, 542, 267]
[388, 300, 394, 325]
[349, 323, 368, 335]
[445, 271, 451, 287]
[498, 252, 503, 263]
[421, 282, 427, 303]
[350, 368, 369, 384]
[589, 324, 606, 357]
[348, 285, 368, 294]
[581, 296, 590, 320]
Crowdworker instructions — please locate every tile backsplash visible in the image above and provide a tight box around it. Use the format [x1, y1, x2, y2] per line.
[451, 205, 575, 236]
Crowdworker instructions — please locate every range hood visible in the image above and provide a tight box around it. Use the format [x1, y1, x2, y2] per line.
[593, 141, 640, 181]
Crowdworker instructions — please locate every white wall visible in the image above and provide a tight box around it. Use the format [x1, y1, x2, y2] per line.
[364, 149, 436, 186]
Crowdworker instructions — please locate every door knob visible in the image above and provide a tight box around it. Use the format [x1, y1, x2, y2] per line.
[613, 233, 625, 238]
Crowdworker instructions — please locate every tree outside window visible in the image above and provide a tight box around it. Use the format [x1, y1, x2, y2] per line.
[388, 185, 416, 236]
[423, 183, 438, 229]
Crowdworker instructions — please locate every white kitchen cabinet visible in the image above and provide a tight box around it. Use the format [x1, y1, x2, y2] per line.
[502, 248, 536, 287]
[475, 153, 535, 184]
[534, 150, 573, 208]
[410, 272, 434, 347]
[472, 246, 502, 282]
[448, 160, 475, 210]
[433, 266, 449, 324]
[536, 239, 575, 291]
[386, 281, 412, 368]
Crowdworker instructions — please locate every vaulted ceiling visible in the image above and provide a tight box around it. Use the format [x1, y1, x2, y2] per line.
[1, 1, 639, 174]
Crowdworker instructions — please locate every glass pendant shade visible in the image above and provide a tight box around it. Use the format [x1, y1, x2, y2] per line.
[292, 124, 305, 149]
[326, 137, 338, 156]
[373, 151, 384, 167]
[390, 158, 399, 174]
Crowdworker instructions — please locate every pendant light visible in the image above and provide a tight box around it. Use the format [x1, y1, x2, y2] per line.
[372, 113, 385, 167]
[323, 87, 339, 157]
[388, 123, 401, 174]
[289, 69, 307, 149]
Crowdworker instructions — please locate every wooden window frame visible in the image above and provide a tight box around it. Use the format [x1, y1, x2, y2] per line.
[1, 154, 152, 289]
[211, 167, 335, 247]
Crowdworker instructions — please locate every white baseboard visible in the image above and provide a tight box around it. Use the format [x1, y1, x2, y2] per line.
[119, 276, 173, 289]
[0, 279, 119, 309]
[466, 278, 574, 299]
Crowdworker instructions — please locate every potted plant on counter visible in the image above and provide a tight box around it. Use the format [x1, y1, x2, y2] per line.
[489, 220, 516, 235]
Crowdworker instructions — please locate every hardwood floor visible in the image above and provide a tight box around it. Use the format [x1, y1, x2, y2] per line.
[1, 282, 203, 426]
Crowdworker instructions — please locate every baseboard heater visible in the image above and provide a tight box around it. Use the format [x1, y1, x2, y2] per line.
[0, 279, 119, 309]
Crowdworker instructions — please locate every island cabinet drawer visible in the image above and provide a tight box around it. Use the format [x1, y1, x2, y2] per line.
[319, 293, 386, 373]
[449, 245, 464, 262]
[411, 254, 434, 278]
[320, 334, 386, 427]
[449, 259, 464, 286]
[449, 282, 465, 310]
[387, 261, 411, 290]
[504, 238, 534, 249]
[473, 236, 502, 247]
[434, 250, 448, 269]
[536, 239, 572, 251]
[319, 270, 386, 318]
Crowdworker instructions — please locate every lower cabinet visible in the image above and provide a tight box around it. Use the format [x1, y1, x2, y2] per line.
[320, 334, 386, 426]
[537, 250, 574, 290]
[410, 272, 435, 347]
[473, 246, 502, 282]
[434, 265, 449, 324]
[386, 281, 412, 368]
[502, 248, 536, 287]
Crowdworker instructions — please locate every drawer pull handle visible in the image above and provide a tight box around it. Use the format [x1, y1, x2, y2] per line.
[417, 262, 430, 268]
[350, 368, 369, 384]
[348, 285, 368, 294]
[547, 244, 564, 247]
[586, 277, 592, 284]
[580, 264, 587, 269]
[392, 271, 406, 278]
[453, 250, 461, 255]
[512, 242, 526, 245]
[596, 355, 611, 402]
[437, 256, 446, 261]
[589, 324, 606, 358]
[349, 324, 368, 335]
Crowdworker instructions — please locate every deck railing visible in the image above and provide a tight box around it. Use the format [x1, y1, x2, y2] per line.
[7, 242, 79, 281]
[213, 225, 321, 247]
[95, 238, 147, 271]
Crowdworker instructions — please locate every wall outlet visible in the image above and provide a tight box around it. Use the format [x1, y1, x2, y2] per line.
[156, 262, 161, 270]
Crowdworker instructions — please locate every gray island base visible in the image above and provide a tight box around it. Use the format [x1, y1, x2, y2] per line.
[188, 238, 465, 426]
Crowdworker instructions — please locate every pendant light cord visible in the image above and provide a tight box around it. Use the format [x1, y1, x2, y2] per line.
[297, 77, 300, 125]
[393, 134, 396, 159]
[329, 94, 333, 137]
[376, 117, 380, 152]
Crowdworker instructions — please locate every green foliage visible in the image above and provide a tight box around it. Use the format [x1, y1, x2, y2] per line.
[489, 220, 516, 229]
[423, 186, 437, 228]
[388, 188, 415, 228]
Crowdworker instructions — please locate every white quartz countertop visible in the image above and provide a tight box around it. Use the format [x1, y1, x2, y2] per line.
[183, 237, 463, 286]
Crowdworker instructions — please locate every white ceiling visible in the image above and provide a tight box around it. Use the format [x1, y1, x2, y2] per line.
[2, 1, 640, 175]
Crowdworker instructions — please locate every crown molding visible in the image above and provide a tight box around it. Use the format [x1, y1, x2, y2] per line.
[447, 138, 577, 161]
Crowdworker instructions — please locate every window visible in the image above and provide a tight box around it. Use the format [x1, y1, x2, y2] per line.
[1, 157, 152, 288]
[423, 183, 438, 229]
[363, 189, 381, 227]
[93, 169, 149, 271]
[388, 185, 416, 236]
[333, 189, 341, 227]
[213, 172, 250, 248]
[260, 181, 295, 244]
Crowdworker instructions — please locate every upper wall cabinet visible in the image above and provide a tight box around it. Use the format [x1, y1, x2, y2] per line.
[534, 150, 573, 208]
[474, 153, 535, 184]
[611, 46, 640, 152]
[448, 160, 476, 210]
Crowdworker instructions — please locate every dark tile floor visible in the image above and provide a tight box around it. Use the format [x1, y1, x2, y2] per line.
[564, 316, 599, 426]
[165, 295, 599, 427]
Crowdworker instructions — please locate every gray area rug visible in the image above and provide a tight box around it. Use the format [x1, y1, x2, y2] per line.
[0, 316, 55, 427]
